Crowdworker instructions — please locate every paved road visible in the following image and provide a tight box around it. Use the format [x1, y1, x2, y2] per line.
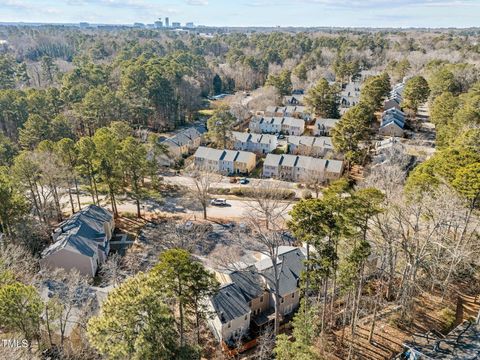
[163, 173, 303, 197]
[60, 187, 293, 222]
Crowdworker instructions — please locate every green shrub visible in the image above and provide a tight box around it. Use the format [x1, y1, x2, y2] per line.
[439, 307, 456, 332]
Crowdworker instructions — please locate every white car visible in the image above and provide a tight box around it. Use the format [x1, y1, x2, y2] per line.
[210, 198, 228, 206]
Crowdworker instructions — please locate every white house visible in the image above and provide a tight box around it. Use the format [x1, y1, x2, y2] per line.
[263, 154, 344, 182]
[230, 131, 278, 154]
[249, 116, 305, 136]
[312, 118, 340, 136]
[287, 135, 334, 158]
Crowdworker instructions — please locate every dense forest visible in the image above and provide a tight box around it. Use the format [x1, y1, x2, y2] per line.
[0, 25, 479, 360]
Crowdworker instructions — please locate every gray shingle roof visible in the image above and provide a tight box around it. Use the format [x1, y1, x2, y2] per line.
[229, 267, 264, 302]
[256, 247, 306, 296]
[43, 205, 113, 258]
[211, 283, 250, 324]
[403, 321, 480, 359]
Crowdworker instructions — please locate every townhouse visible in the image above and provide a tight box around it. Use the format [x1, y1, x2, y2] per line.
[230, 131, 278, 154]
[40, 205, 115, 277]
[312, 118, 340, 136]
[160, 126, 205, 159]
[208, 246, 306, 345]
[287, 135, 334, 158]
[379, 108, 406, 137]
[263, 153, 344, 182]
[264, 106, 310, 120]
[249, 116, 305, 136]
[193, 146, 256, 175]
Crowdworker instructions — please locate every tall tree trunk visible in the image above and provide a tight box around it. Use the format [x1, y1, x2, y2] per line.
[74, 177, 82, 210]
[321, 276, 329, 333]
[68, 186, 75, 215]
[52, 184, 63, 222]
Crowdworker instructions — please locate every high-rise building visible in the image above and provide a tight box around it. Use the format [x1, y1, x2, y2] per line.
[185, 22, 195, 28]
[165, 17, 169, 28]
[172, 22, 181, 28]
[155, 20, 163, 28]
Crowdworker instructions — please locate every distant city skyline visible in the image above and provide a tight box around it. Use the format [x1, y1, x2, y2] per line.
[0, 0, 479, 28]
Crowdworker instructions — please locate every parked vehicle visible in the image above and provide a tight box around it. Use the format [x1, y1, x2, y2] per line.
[230, 177, 238, 183]
[210, 198, 228, 206]
[239, 178, 249, 184]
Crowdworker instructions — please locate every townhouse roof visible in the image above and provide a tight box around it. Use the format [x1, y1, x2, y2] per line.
[161, 127, 202, 148]
[287, 136, 333, 149]
[194, 146, 224, 162]
[264, 154, 343, 174]
[42, 205, 113, 258]
[194, 147, 255, 164]
[265, 106, 308, 115]
[314, 118, 340, 129]
[231, 131, 277, 145]
[252, 116, 305, 128]
[211, 283, 250, 324]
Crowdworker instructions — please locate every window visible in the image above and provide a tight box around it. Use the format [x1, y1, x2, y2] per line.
[248, 301, 252, 307]
[260, 296, 263, 303]
[292, 293, 295, 299]
[244, 315, 248, 320]
[228, 322, 231, 329]
[281, 298, 284, 304]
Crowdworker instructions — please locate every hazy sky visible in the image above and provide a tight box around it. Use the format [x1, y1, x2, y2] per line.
[0, 0, 479, 28]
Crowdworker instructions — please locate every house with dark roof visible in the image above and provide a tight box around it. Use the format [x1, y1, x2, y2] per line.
[400, 320, 480, 359]
[208, 247, 306, 344]
[40, 205, 114, 277]
[379, 108, 406, 137]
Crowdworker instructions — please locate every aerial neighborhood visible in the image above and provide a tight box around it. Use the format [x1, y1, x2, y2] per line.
[0, 14, 479, 360]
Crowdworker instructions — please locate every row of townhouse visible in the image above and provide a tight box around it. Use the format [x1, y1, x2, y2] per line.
[249, 116, 305, 136]
[193, 146, 256, 175]
[379, 108, 406, 137]
[264, 105, 310, 120]
[230, 131, 278, 154]
[312, 118, 340, 136]
[287, 135, 334, 158]
[40, 205, 115, 277]
[160, 126, 206, 159]
[208, 246, 306, 345]
[390, 81, 406, 103]
[263, 153, 344, 182]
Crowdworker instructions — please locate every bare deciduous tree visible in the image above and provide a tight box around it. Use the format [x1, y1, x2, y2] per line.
[189, 169, 220, 220]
